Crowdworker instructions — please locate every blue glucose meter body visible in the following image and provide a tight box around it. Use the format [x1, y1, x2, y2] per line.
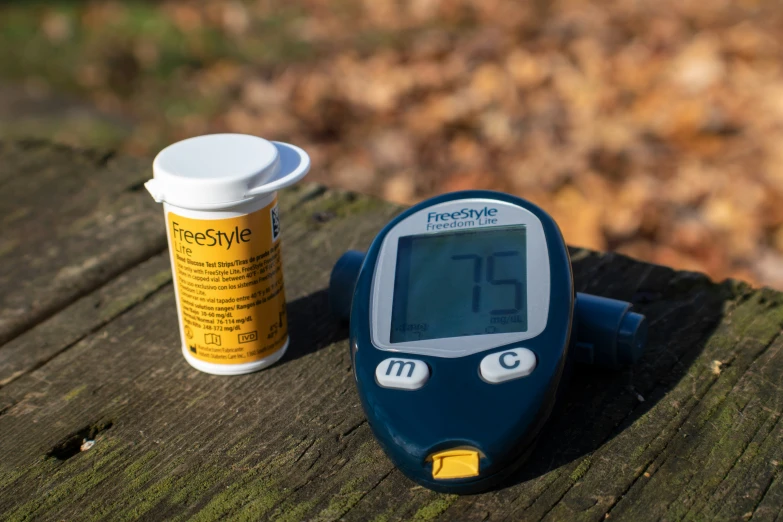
[330, 191, 647, 494]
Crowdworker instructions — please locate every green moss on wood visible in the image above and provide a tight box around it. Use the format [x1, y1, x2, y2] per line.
[117, 475, 177, 522]
[166, 462, 232, 508]
[312, 478, 365, 521]
[231, 479, 286, 522]
[570, 456, 593, 482]
[123, 450, 160, 490]
[0, 467, 25, 495]
[165, 438, 318, 520]
[100, 269, 171, 318]
[190, 474, 281, 522]
[270, 499, 316, 522]
[412, 494, 458, 521]
[63, 384, 87, 401]
[225, 434, 254, 457]
[355, 440, 387, 466]
[6, 442, 124, 521]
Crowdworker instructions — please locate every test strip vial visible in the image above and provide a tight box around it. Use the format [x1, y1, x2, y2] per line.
[145, 134, 310, 375]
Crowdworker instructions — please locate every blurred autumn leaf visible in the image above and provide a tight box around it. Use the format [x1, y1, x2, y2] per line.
[1, 0, 783, 288]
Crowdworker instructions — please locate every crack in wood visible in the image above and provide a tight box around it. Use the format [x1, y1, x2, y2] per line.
[507, 467, 565, 516]
[0, 281, 171, 390]
[340, 466, 396, 518]
[304, 451, 323, 473]
[46, 420, 114, 461]
[0, 403, 14, 417]
[338, 419, 368, 441]
[290, 185, 328, 209]
[0, 244, 169, 350]
[95, 150, 116, 167]
[535, 455, 595, 522]
[124, 179, 148, 193]
[749, 466, 781, 520]
[293, 438, 318, 464]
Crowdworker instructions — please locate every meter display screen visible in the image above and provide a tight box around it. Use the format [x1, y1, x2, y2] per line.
[390, 226, 528, 343]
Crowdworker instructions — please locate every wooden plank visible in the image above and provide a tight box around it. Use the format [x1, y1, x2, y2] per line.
[0, 140, 167, 345]
[0, 252, 171, 388]
[0, 144, 782, 520]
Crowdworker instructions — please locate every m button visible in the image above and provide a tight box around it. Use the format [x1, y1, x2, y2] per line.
[375, 358, 429, 390]
[480, 348, 536, 383]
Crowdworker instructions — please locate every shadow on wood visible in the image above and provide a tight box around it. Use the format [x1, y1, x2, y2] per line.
[282, 288, 348, 364]
[503, 249, 730, 489]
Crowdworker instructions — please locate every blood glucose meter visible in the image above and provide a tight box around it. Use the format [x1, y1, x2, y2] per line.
[329, 191, 647, 494]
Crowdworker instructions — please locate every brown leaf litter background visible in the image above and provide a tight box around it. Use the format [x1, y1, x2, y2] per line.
[1, 0, 782, 288]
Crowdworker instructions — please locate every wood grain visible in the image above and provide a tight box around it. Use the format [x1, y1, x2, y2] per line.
[0, 140, 167, 345]
[0, 142, 781, 521]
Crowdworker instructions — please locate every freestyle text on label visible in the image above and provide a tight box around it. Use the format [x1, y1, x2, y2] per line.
[425, 207, 498, 230]
[427, 207, 498, 222]
[171, 221, 252, 257]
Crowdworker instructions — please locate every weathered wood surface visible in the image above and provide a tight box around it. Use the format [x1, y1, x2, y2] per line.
[0, 141, 782, 521]
[0, 140, 166, 346]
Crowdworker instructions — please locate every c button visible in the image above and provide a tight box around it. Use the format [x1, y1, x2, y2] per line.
[480, 348, 536, 383]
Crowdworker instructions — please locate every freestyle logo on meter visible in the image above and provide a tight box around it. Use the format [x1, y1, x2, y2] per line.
[426, 206, 498, 230]
[171, 221, 252, 257]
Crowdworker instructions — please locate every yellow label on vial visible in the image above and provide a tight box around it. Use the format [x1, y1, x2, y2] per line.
[167, 198, 287, 365]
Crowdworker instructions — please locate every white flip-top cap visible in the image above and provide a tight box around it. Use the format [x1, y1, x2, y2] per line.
[146, 134, 310, 210]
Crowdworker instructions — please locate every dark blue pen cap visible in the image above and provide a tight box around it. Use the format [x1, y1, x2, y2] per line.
[617, 309, 647, 365]
[573, 293, 648, 368]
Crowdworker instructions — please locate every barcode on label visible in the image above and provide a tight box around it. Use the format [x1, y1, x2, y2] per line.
[271, 205, 280, 241]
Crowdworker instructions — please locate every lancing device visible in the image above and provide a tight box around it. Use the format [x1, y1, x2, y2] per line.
[329, 190, 648, 494]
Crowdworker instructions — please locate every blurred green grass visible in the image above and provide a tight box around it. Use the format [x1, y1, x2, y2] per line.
[0, 1, 313, 87]
[0, 0, 429, 152]
[0, 1, 317, 151]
